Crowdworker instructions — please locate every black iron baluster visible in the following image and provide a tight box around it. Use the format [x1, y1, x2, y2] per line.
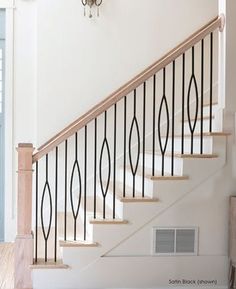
[152, 75, 156, 177]
[84, 126, 87, 240]
[129, 89, 140, 198]
[158, 67, 170, 176]
[54, 147, 58, 262]
[35, 161, 38, 263]
[64, 139, 68, 241]
[41, 154, 53, 262]
[187, 46, 199, 154]
[200, 39, 204, 154]
[209, 32, 213, 133]
[142, 82, 146, 198]
[123, 96, 127, 198]
[181, 53, 185, 155]
[171, 61, 175, 176]
[70, 132, 82, 241]
[94, 118, 97, 219]
[113, 104, 117, 218]
[99, 111, 111, 219]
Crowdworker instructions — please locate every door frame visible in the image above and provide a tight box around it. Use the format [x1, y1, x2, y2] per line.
[0, 0, 14, 241]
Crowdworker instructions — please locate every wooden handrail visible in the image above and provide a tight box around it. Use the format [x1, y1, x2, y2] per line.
[33, 15, 224, 163]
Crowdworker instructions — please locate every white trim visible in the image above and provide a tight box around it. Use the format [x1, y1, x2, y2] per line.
[152, 227, 199, 256]
[4, 6, 15, 241]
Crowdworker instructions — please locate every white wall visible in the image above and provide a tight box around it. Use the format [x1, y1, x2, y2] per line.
[35, 0, 218, 145]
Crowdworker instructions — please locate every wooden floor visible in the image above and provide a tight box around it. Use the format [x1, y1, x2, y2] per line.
[0, 243, 14, 289]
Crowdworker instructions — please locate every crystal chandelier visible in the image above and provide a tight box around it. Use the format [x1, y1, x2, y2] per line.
[81, 0, 103, 18]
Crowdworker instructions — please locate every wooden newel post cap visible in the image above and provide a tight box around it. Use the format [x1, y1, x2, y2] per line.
[17, 143, 34, 148]
[17, 143, 34, 170]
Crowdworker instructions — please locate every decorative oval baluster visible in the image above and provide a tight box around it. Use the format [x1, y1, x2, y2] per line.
[187, 74, 199, 134]
[128, 117, 140, 176]
[70, 160, 82, 220]
[70, 132, 82, 240]
[158, 95, 170, 156]
[40, 154, 53, 262]
[99, 138, 111, 199]
[187, 46, 199, 154]
[128, 90, 140, 197]
[99, 111, 111, 219]
[41, 182, 52, 242]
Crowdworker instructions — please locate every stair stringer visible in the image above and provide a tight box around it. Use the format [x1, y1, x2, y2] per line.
[58, 136, 227, 270]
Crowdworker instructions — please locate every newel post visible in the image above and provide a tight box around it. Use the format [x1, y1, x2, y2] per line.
[15, 143, 34, 289]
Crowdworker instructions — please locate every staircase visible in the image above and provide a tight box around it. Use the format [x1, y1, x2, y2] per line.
[14, 15, 228, 289]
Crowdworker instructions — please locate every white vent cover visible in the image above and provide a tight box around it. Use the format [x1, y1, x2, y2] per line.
[153, 227, 198, 256]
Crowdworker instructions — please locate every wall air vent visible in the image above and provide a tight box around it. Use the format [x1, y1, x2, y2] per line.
[153, 227, 198, 256]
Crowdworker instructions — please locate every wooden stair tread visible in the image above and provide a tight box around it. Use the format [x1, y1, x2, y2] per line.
[203, 101, 218, 107]
[119, 196, 159, 203]
[90, 219, 128, 224]
[145, 151, 218, 159]
[174, 153, 218, 158]
[148, 175, 189, 180]
[161, 132, 230, 138]
[124, 166, 189, 181]
[59, 240, 99, 247]
[30, 259, 69, 269]
[183, 115, 214, 123]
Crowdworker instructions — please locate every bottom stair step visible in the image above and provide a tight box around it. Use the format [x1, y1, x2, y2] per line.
[149, 174, 189, 181]
[172, 153, 219, 158]
[119, 196, 159, 203]
[59, 240, 99, 247]
[30, 259, 69, 269]
[90, 219, 128, 225]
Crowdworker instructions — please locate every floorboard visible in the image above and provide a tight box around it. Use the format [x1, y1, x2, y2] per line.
[0, 243, 14, 289]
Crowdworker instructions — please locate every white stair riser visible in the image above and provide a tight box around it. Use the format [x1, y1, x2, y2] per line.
[160, 136, 213, 154]
[140, 153, 183, 176]
[105, 189, 124, 218]
[183, 103, 219, 119]
[117, 167, 154, 197]
[183, 118, 217, 134]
